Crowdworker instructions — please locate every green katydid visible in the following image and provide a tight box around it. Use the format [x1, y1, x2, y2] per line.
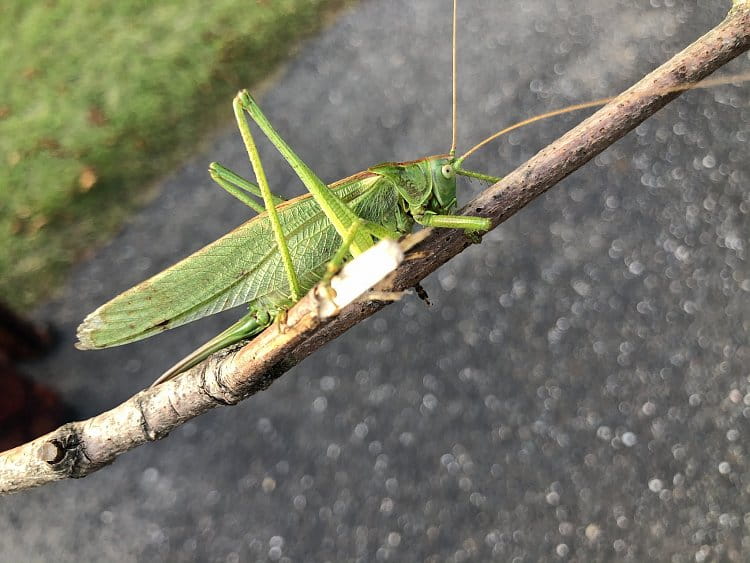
[75, 1, 748, 386]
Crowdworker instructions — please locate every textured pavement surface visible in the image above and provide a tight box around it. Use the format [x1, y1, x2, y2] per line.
[4, 0, 750, 561]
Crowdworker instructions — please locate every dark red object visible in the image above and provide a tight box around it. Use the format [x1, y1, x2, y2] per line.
[0, 303, 68, 451]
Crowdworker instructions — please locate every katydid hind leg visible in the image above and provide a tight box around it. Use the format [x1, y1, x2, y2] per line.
[209, 162, 287, 214]
[151, 310, 273, 386]
[233, 93, 303, 302]
[209, 163, 265, 214]
[236, 91, 374, 257]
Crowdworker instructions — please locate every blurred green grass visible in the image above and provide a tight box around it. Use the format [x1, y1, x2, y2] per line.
[0, 0, 350, 311]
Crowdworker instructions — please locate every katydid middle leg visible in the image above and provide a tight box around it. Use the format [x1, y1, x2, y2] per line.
[321, 218, 365, 286]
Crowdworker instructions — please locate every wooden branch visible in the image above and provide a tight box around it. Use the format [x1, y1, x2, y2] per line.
[1, 4, 748, 495]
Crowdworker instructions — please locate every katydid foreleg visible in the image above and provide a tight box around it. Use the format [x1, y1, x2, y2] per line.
[414, 212, 490, 231]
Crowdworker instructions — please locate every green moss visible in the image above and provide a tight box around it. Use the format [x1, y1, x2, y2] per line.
[0, 0, 350, 310]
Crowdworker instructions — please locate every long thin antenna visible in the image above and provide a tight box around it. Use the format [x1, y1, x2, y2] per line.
[450, 0, 458, 156]
[457, 99, 612, 164]
[456, 71, 750, 165]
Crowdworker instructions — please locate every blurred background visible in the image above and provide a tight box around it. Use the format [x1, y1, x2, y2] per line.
[2, 0, 750, 560]
[0, 0, 349, 448]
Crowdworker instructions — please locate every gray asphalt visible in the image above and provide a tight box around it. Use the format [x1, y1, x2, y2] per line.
[5, 0, 750, 561]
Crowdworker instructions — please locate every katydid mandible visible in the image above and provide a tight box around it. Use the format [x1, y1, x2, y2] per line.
[76, 1, 497, 385]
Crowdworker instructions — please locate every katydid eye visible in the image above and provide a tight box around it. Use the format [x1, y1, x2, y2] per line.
[441, 164, 454, 179]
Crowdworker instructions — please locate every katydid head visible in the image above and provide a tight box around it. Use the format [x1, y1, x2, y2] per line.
[369, 154, 459, 216]
[428, 155, 458, 211]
